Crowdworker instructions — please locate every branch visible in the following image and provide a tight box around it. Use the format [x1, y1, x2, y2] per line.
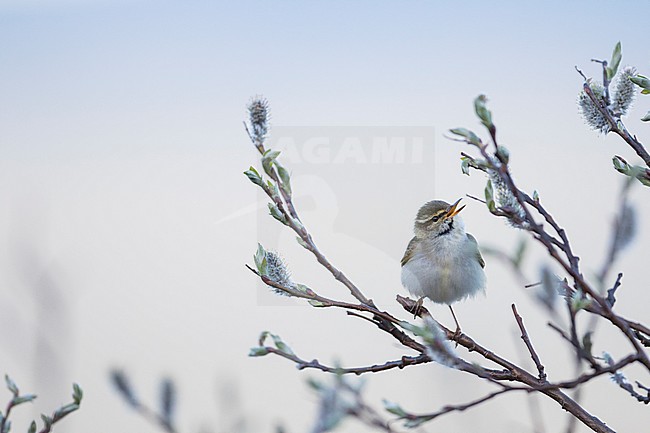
[247, 264, 424, 353]
[512, 304, 547, 381]
[246, 98, 639, 433]
[259, 345, 431, 375]
[606, 273, 623, 307]
[548, 322, 600, 369]
[110, 370, 177, 433]
[244, 108, 374, 307]
[310, 376, 399, 433]
[581, 80, 650, 167]
[590, 58, 612, 103]
[551, 354, 638, 390]
[604, 354, 650, 404]
[396, 296, 614, 433]
[395, 387, 527, 426]
[470, 131, 650, 371]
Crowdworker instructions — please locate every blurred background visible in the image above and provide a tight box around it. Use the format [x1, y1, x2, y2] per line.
[1, 1, 649, 432]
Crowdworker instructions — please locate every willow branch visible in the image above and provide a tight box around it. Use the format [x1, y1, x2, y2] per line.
[581, 80, 650, 167]
[399, 387, 527, 425]
[261, 347, 431, 375]
[512, 304, 547, 381]
[473, 138, 650, 371]
[246, 123, 374, 307]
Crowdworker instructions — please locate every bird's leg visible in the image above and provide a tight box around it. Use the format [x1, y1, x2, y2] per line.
[448, 305, 462, 342]
[413, 297, 425, 318]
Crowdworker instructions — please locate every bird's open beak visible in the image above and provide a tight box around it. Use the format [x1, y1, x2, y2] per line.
[445, 198, 465, 218]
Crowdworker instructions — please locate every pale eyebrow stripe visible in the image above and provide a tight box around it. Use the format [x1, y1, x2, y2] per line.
[415, 211, 445, 224]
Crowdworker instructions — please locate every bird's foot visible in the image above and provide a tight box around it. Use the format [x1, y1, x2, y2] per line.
[413, 297, 424, 318]
[452, 326, 462, 347]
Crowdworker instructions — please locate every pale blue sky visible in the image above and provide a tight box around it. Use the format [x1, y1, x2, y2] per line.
[2, 1, 647, 160]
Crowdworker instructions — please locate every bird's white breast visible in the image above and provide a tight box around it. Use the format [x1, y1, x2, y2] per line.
[401, 228, 486, 304]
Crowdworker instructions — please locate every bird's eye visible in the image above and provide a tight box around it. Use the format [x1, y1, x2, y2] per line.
[431, 215, 441, 223]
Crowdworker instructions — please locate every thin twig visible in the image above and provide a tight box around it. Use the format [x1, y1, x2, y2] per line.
[551, 354, 638, 390]
[261, 346, 431, 375]
[400, 387, 529, 424]
[471, 134, 650, 371]
[606, 273, 623, 307]
[248, 264, 426, 353]
[512, 304, 547, 381]
[548, 322, 599, 370]
[591, 58, 611, 103]
[245, 121, 374, 307]
[465, 193, 487, 204]
[245, 99, 641, 433]
[0, 400, 15, 433]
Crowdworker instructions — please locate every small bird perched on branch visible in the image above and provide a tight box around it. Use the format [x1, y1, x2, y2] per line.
[401, 199, 486, 336]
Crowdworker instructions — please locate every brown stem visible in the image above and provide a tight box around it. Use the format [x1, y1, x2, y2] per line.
[263, 347, 431, 375]
[582, 82, 650, 167]
[474, 140, 650, 371]
[397, 296, 615, 433]
[512, 304, 547, 381]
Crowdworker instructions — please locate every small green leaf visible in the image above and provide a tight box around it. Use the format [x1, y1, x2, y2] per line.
[630, 75, 650, 90]
[308, 299, 327, 307]
[12, 395, 36, 405]
[53, 403, 79, 421]
[243, 166, 264, 187]
[612, 156, 630, 174]
[612, 156, 650, 187]
[4, 375, 18, 396]
[254, 243, 268, 276]
[460, 157, 471, 176]
[474, 94, 494, 132]
[641, 111, 650, 122]
[449, 128, 482, 146]
[72, 384, 83, 405]
[268, 203, 287, 225]
[496, 145, 509, 164]
[27, 421, 37, 433]
[383, 400, 407, 417]
[261, 149, 281, 177]
[266, 180, 280, 200]
[270, 334, 295, 356]
[248, 347, 270, 357]
[258, 330, 271, 345]
[484, 179, 496, 213]
[606, 41, 622, 80]
[276, 165, 292, 196]
[294, 284, 313, 296]
[570, 290, 591, 312]
[296, 236, 310, 250]
[40, 415, 52, 428]
[532, 190, 539, 202]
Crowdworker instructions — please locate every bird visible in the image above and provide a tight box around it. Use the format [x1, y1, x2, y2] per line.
[400, 198, 486, 337]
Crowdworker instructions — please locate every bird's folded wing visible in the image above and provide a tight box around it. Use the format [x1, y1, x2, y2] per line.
[400, 237, 418, 267]
[466, 233, 485, 269]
